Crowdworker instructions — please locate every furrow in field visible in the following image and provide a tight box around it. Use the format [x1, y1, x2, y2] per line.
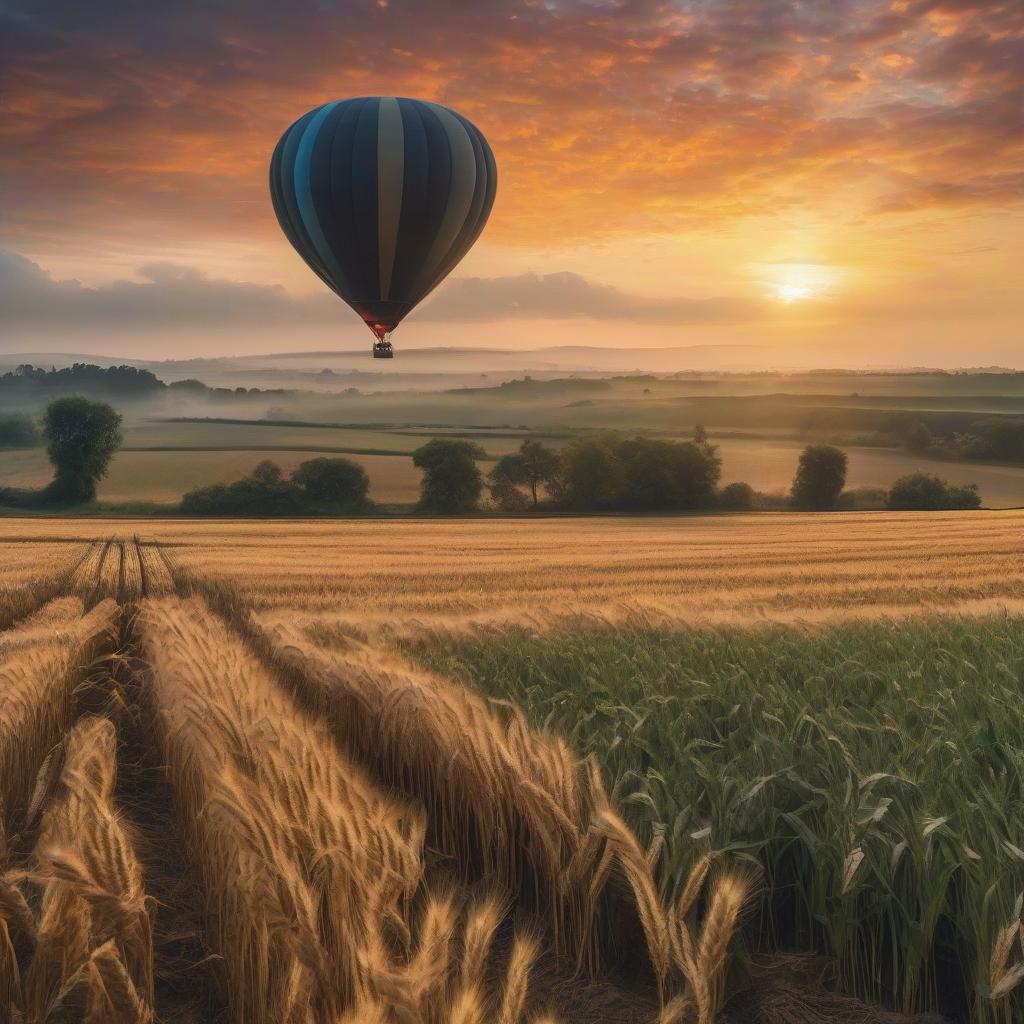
[137, 542, 173, 596]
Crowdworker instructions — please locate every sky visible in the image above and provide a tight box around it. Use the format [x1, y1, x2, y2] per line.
[1, 0, 1021, 367]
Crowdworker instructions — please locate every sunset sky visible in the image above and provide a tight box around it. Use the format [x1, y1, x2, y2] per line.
[1, 0, 1021, 366]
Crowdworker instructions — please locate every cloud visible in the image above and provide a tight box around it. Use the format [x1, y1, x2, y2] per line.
[1, 0, 1022, 256]
[0, 251, 766, 329]
[873, 171, 1024, 213]
[417, 272, 765, 324]
[0, 251, 334, 327]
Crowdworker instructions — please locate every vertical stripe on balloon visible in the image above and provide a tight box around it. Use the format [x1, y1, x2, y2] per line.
[412, 102, 478, 299]
[376, 97, 405, 303]
[294, 102, 349, 293]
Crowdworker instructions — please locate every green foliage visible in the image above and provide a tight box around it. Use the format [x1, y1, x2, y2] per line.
[791, 444, 847, 510]
[488, 440, 560, 510]
[42, 396, 123, 502]
[412, 439, 487, 513]
[717, 481, 757, 510]
[954, 421, 1024, 462]
[409, 617, 1024, 1022]
[555, 433, 721, 512]
[0, 413, 38, 447]
[887, 473, 982, 511]
[180, 460, 302, 515]
[291, 457, 369, 508]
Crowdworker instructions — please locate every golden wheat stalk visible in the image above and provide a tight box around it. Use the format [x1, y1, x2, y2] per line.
[139, 596, 427, 1023]
[23, 715, 153, 1023]
[0, 598, 118, 836]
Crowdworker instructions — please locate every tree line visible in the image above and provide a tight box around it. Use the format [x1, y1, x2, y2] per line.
[903, 417, 1024, 464]
[0, 397, 985, 515]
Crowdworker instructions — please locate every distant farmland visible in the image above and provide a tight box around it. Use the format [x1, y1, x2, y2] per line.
[4, 420, 1024, 507]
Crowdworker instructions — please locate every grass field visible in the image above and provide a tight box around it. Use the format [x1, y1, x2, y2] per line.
[0, 445, 425, 504]
[1, 513, 1022, 1023]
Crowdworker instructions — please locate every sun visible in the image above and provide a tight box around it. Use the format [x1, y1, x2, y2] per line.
[775, 282, 812, 303]
[758, 261, 839, 304]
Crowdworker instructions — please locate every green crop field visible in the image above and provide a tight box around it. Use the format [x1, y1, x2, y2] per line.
[407, 616, 1024, 1022]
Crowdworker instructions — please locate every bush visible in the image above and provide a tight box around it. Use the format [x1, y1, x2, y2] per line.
[791, 445, 847, 511]
[413, 439, 486, 513]
[886, 473, 982, 511]
[292, 457, 369, 508]
[180, 460, 304, 515]
[0, 414, 38, 447]
[840, 487, 888, 511]
[555, 434, 721, 512]
[718, 482, 757, 511]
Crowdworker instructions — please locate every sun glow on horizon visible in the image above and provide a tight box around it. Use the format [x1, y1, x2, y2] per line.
[775, 282, 812, 303]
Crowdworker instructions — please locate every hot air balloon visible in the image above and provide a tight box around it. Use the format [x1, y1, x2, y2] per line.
[270, 96, 497, 358]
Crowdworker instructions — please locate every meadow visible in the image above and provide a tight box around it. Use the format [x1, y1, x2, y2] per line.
[1, 513, 1023, 1023]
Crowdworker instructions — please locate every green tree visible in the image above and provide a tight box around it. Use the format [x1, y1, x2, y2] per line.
[554, 435, 622, 511]
[886, 473, 981, 510]
[488, 466, 531, 512]
[555, 434, 720, 512]
[488, 440, 559, 510]
[292, 457, 369, 508]
[42, 397, 122, 502]
[790, 445, 847, 511]
[615, 438, 720, 511]
[693, 423, 708, 445]
[412, 439, 486, 513]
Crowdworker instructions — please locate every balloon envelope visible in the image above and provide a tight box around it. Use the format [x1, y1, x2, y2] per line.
[270, 96, 497, 341]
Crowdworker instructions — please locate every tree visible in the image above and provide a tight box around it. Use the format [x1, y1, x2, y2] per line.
[693, 424, 708, 445]
[615, 438, 720, 511]
[790, 445, 847, 511]
[42, 397, 122, 502]
[488, 440, 559, 510]
[488, 455, 530, 512]
[554, 434, 721, 512]
[412, 439, 486, 513]
[292, 457, 369, 508]
[555, 435, 622, 511]
[718, 481, 757, 511]
[886, 473, 981, 510]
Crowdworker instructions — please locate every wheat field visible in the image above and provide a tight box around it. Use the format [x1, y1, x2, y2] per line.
[0, 513, 1022, 1023]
